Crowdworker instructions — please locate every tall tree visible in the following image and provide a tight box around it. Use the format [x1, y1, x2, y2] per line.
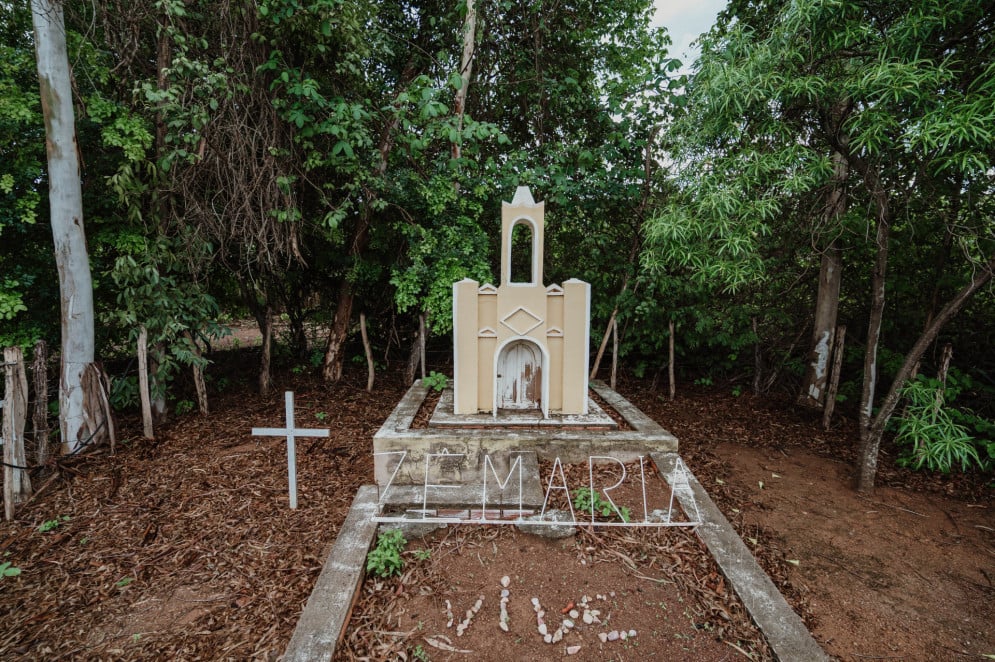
[30, 0, 96, 452]
[649, 0, 995, 492]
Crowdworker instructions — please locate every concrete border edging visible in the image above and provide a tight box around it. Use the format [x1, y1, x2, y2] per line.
[652, 453, 829, 662]
[283, 485, 380, 662]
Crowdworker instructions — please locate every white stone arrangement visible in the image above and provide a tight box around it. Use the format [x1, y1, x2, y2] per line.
[442, 577, 638, 655]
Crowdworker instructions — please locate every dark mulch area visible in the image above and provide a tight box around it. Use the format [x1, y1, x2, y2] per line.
[1, 353, 405, 660]
[2, 354, 991, 660]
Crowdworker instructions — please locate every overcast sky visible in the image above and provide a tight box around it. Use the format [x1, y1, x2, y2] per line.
[651, 0, 727, 69]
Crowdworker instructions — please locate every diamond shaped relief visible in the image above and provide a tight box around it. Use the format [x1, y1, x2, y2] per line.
[500, 306, 543, 335]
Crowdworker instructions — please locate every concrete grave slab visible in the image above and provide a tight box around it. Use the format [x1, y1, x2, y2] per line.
[373, 380, 677, 487]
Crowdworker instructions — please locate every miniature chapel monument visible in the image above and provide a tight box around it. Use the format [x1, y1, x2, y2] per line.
[452, 187, 590, 419]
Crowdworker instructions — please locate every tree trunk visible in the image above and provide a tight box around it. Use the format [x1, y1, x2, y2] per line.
[404, 321, 422, 386]
[798, 241, 843, 407]
[321, 277, 355, 383]
[856, 256, 994, 492]
[451, 0, 476, 162]
[31, 0, 97, 454]
[3, 347, 32, 520]
[32, 340, 49, 467]
[185, 332, 208, 415]
[822, 325, 846, 431]
[751, 317, 762, 396]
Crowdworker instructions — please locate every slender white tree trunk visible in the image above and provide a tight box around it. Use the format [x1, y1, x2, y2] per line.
[31, 0, 96, 454]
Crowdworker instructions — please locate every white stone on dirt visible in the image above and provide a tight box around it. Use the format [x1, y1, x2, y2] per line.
[531, 597, 541, 611]
[499, 621, 509, 632]
[566, 645, 581, 655]
[543, 633, 553, 644]
[552, 628, 563, 643]
[501, 589, 510, 598]
[628, 629, 637, 638]
[569, 609, 580, 619]
[501, 575, 511, 588]
[562, 619, 574, 629]
[620, 631, 628, 640]
[607, 630, 620, 641]
[582, 611, 593, 624]
[538, 623, 548, 636]
[598, 632, 608, 643]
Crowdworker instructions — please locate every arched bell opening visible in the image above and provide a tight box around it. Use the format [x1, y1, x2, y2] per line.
[493, 337, 549, 418]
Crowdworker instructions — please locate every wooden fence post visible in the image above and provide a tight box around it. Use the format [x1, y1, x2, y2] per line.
[138, 327, 154, 439]
[4, 347, 32, 520]
[32, 340, 49, 467]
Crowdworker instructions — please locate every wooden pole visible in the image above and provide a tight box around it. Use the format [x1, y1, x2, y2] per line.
[260, 306, 273, 396]
[589, 309, 617, 380]
[360, 312, 375, 393]
[610, 315, 619, 390]
[822, 325, 846, 431]
[752, 317, 762, 396]
[138, 326, 154, 439]
[4, 347, 32, 520]
[668, 320, 676, 402]
[32, 340, 49, 467]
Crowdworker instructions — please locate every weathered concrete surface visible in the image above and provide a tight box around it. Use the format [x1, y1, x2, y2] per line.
[374, 381, 677, 485]
[283, 485, 379, 662]
[652, 453, 829, 662]
[378, 451, 544, 511]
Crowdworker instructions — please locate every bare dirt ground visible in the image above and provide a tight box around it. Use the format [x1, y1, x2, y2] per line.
[1, 348, 992, 661]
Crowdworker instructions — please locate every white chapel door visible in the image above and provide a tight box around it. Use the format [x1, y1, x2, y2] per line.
[497, 340, 541, 410]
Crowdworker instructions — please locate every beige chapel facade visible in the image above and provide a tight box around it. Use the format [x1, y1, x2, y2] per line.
[452, 187, 591, 418]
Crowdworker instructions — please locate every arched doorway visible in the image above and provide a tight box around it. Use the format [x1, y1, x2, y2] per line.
[496, 339, 542, 411]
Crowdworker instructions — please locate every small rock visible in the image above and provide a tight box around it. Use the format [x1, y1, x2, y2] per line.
[582, 595, 591, 603]
[582, 611, 593, 624]
[566, 645, 581, 655]
[501, 589, 510, 598]
[598, 632, 608, 643]
[628, 629, 637, 638]
[538, 623, 548, 636]
[466, 609, 473, 620]
[538, 609, 545, 619]
[569, 609, 580, 619]
[609, 591, 616, 597]
[544, 633, 553, 644]
[500, 575, 511, 588]
[552, 628, 563, 643]
[620, 631, 627, 640]
[531, 597, 541, 611]
[607, 630, 620, 641]
[562, 619, 574, 629]
[499, 621, 509, 632]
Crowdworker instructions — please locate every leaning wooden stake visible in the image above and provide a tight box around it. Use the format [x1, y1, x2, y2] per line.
[32, 340, 49, 467]
[668, 320, 676, 401]
[590, 309, 617, 380]
[360, 312, 375, 393]
[138, 326, 154, 439]
[822, 325, 846, 431]
[610, 315, 619, 390]
[4, 347, 32, 520]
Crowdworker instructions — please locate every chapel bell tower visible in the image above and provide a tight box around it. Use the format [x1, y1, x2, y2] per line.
[452, 187, 591, 417]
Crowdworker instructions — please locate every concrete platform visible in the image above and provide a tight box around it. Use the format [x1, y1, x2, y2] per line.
[286, 458, 829, 662]
[373, 380, 678, 486]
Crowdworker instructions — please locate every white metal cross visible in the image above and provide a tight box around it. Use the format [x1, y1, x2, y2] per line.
[251, 391, 329, 509]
